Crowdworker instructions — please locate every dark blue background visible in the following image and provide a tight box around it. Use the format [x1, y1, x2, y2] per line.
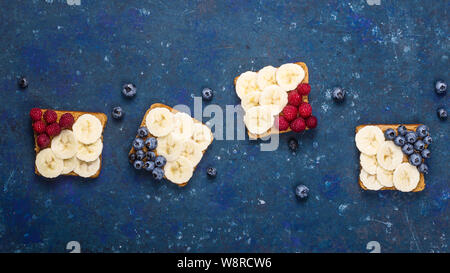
[0, 0, 448, 253]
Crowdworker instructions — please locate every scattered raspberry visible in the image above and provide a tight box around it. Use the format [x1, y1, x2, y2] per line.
[43, 110, 58, 124]
[290, 117, 306, 132]
[297, 83, 311, 96]
[37, 134, 50, 148]
[306, 115, 318, 129]
[298, 102, 312, 118]
[288, 90, 302, 106]
[46, 123, 61, 137]
[59, 113, 74, 129]
[274, 116, 289, 131]
[30, 108, 42, 121]
[282, 105, 298, 121]
[32, 120, 46, 134]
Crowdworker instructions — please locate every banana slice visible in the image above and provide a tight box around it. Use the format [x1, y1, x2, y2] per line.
[393, 163, 420, 192]
[145, 107, 175, 137]
[275, 63, 305, 91]
[259, 85, 288, 115]
[171, 112, 194, 140]
[236, 71, 260, 99]
[51, 129, 77, 159]
[36, 148, 64, 178]
[360, 169, 383, 190]
[355, 126, 384, 156]
[241, 92, 261, 112]
[156, 134, 184, 161]
[243, 105, 274, 135]
[257, 66, 277, 90]
[72, 114, 103, 145]
[376, 166, 394, 187]
[73, 157, 100, 178]
[376, 141, 403, 171]
[360, 153, 377, 175]
[164, 156, 194, 185]
[191, 123, 213, 151]
[61, 156, 77, 175]
[180, 139, 203, 166]
[76, 138, 103, 162]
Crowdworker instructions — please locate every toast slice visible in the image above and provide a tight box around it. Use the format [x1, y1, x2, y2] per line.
[129, 103, 214, 187]
[34, 109, 107, 178]
[234, 62, 309, 139]
[355, 124, 425, 192]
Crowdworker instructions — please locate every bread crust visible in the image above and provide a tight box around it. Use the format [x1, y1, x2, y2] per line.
[355, 124, 425, 192]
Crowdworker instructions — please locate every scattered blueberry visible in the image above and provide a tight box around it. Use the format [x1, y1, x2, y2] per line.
[201, 87, 213, 101]
[122, 83, 137, 98]
[144, 161, 155, 172]
[332, 87, 345, 102]
[435, 80, 447, 95]
[413, 140, 425, 152]
[135, 149, 145, 160]
[401, 143, 414, 155]
[132, 138, 144, 150]
[145, 137, 158, 150]
[206, 167, 217, 178]
[152, 167, 164, 180]
[137, 127, 149, 138]
[128, 153, 136, 163]
[408, 153, 422, 167]
[288, 138, 298, 151]
[133, 160, 144, 170]
[437, 107, 447, 120]
[384, 128, 396, 140]
[418, 163, 429, 174]
[18, 76, 28, 89]
[416, 125, 429, 138]
[155, 156, 167, 168]
[397, 125, 408, 136]
[423, 135, 432, 145]
[394, 135, 406, 146]
[146, 151, 156, 161]
[405, 131, 417, 144]
[421, 149, 431, 159]
[295, 184, 309, 199]
[112, 106, 123, 119]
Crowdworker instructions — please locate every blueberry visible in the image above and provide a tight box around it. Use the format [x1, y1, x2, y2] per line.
[416, 125, 429, 138]
[202, 87, 213, 101]
[206, 167, 217, 178]
[423, 135, 432, 145]
[155, 156, 167, 168]
[288, 138, 298, 151]
[413, 140, 425, 151]
[401, 143, 414, 155]
[133, 160, 144, 170]
[144, 161, 155, 172]
[437, 107, 447, 120]
[112, 106, 123, 119]
[146, 151, 156, 161]
[132, 138, 144, 150]
[394, 135, 406, 146]
[152, 167, 164, 180]
[122, 83, 137, 97]
[332, 87, 345, 102]
[128, 153, 136, 163]
[137, 127, 149, 138]
[18, 76, 28, 89]
[135, 149, 145, 160]
[295, 184, 309, 199]
[408, 153, 422, 167]
[384, 128, 396, 140]
[418, 163, 429, 174]
[421, 149, 431, 159]
[435, 80, 447, 95]
[145, 137, 157, 150]
[405, 131, 417, 144]
[397, 125, 408, 136]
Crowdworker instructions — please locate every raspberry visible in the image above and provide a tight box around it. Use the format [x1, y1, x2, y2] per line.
[32, 120, 46, 134]
[37, 134, 50, 148]
[30, 108, 42, 121]
[46, 123, 61, 137]
[298, 102, 312, 118]
[290, 117, 306, 132]
[274, 116, 289, 131]
[297, 83, 311, 96]
[282, 105, 298, 121]
[59, 113, 74, 129]
[43, 110, 58, 124]
[288, 91, 302, 106]
[306, 115, 318, 129]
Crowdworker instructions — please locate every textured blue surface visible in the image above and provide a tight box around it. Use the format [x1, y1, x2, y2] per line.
[0, 0, 448, 253]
